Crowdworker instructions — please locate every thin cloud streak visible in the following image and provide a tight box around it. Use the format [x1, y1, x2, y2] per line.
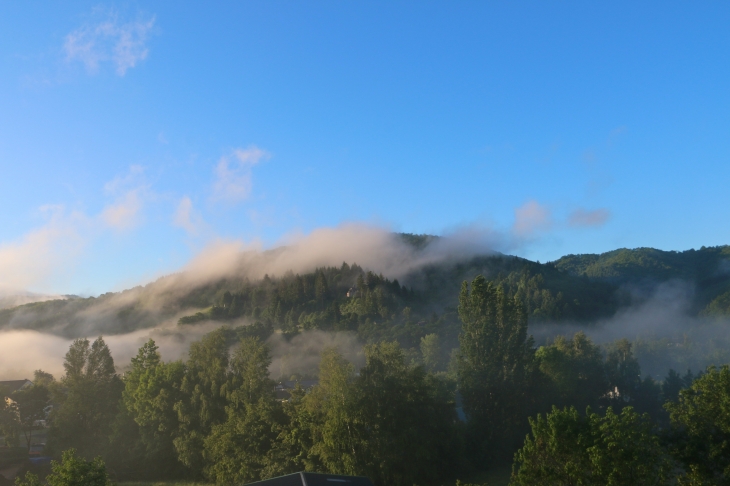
[101, 165, 148, 231]
[211, 146, 270, 203]
[101, 190, 143, 230]
[0, 208, 86, 291]
[64, 12, 155, 76]
[173, 196, 206, 236]
[0, 166, 150, 292]
[512, 200, 553, 237]
[569, 208, 611, 228]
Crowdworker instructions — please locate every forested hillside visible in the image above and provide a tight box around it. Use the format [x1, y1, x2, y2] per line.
[5, 276, 730, 486]
[3, 239, 730, 344]
[4, 239, 730, 485]
[554, 245, 730, 315]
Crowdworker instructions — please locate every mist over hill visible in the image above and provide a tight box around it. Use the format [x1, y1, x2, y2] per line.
[3, 236, 729, 337]
[1, 231, 729, 380]
[0, 287, 70, 310]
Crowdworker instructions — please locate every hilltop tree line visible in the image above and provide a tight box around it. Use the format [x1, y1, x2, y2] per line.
[4, 243, 730, 346]
[554, 244, 730, 316]
[2, 275, 730, 485]
[176, 259, 619, 352]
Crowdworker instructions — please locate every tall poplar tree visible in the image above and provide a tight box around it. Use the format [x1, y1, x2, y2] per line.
[456, 275, 534, 460]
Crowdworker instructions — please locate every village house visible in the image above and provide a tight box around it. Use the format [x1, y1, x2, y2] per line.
[274, 380, 319, 401]
[0, 380, 32, 395]
[0, 379, 33, 407]
[244, 471, 373, 485]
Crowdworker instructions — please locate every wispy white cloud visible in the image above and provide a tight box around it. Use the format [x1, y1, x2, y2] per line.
[512, 200, 553, 237]
[0, 207, 87, 291]
[64, 12, 155, 76]
[568, 208, 611, 228]
[211, 146, 270, 203]
[101, 190, 143, 230]
[103, 164, 144, 193]
[173, 196, 206, 236]
[0, 289, 66, 310]
[101, 165, 147, 231]
[0, 165, 155, 292]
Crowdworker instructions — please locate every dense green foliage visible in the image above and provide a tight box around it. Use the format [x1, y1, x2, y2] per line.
[5, 243, 730, 354]
[512, 406, 674, 485]
[0, 244, 625, 342]
[31, 331, 464, 485]
[19, 270, 725, 485]
[665, 366, 730, 484]
[554, 245, 730, 314]
[7, 240, 730, 485]
[535, 332, 607, 412]
[16, 449, 112, 486]
[0, 372, 54, 451]
[8, 315, 725, 485]
[457, 275, 534, 460]
[47, 338, 123, 460]
[12, 384, 49, 452]
[554, 246, 730, 282]
[703, 289, 730, 317]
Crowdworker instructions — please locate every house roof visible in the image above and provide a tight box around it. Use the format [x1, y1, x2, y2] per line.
[0, 379, 32, 394]
[274, 380, 319, 401]
[278, 380, 319, 390]
[244, 472, 374, 486]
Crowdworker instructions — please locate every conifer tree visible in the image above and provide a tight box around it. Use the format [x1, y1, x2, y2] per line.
[49, 337, 122, 459]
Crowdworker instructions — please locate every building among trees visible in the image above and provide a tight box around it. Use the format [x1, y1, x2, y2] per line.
[0, 380, 32, 395]
[244, 472, 374, 486]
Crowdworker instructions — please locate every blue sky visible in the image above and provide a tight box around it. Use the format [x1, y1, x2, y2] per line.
[1, 1, 730, 295]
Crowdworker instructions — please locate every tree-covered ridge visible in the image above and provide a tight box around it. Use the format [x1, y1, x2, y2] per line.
[0, 251, 622, 342]
[173, 256, 620, 352]
[703, 288, 730, 316]
[553, 245, 730, 315]
[5, 240, 730, 340]
[410, 255, 618, 320]
[180, 262, 411, 327]
[554, 245, 730, 283]
[0, 295, 159, 337]
[397, 232, 440, 250]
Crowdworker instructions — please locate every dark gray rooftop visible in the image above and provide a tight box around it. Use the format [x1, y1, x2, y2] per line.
[243, 472, 374, 486]
[0, 379, 32, 394]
